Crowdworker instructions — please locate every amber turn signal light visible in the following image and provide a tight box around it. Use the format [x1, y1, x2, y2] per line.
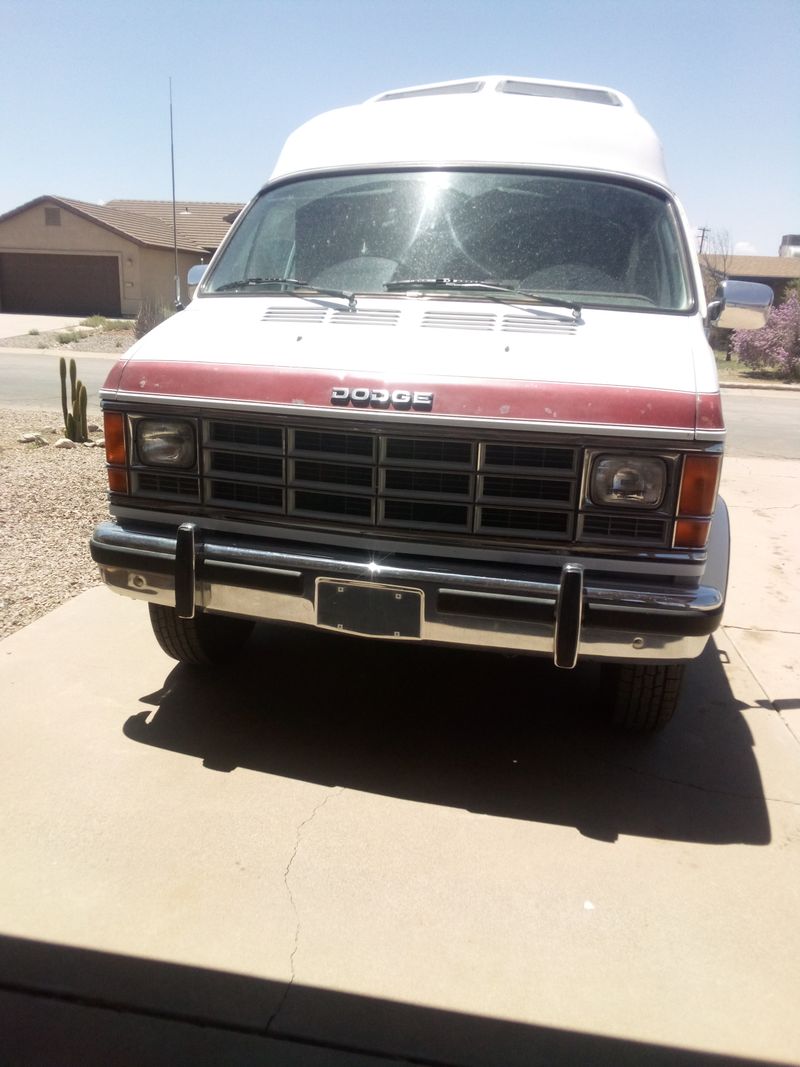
[678, 454, 721, 518]
[674, 518, 710, 549]
[106, 468, 129, 494]
[104, 412, 128, 493]
[104, 412, 126, 466]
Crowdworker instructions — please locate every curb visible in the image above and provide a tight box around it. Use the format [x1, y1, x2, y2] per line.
[719, 380, 800, 393]
[0, 347, 123, 361]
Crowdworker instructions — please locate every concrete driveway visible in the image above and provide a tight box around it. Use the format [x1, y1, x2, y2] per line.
[0, 312, 84, 339]
[1, 456, 798, 1066]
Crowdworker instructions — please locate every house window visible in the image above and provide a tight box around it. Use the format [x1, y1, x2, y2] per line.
[45, 207, 61, 226]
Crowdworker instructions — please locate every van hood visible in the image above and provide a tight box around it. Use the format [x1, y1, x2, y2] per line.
[105, 296, 723, 439]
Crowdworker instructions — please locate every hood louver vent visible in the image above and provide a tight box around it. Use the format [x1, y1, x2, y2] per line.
[421, 309, 576, 335]
[501, 314, 578, 336]
[422, 311, 497, 331]
[262, 307, 327, 324]
[261, 306, 400, 326]
[260, 304, 576, 334]
[330, 310, 401, 327]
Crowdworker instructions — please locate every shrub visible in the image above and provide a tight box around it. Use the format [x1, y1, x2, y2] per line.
[732, 293, 800, 381]
[135, 300, 173, 340]
[28, 328, 40, 336]
[81, 315, 133, 331]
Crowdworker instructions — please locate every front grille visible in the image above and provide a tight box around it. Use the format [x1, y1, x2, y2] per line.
[581, 513, 668, 544]
[133, 471, 200, 501]
[199, 417, 578, 542]
[124, 416, 679, 551]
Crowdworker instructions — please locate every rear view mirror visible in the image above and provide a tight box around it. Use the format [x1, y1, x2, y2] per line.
[187, 264, 207, 288]
[709, 280, 773, 331]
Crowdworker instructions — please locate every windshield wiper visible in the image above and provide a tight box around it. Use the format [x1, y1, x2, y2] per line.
[384, 278, 581, 317]
[214, 277, 356, 310]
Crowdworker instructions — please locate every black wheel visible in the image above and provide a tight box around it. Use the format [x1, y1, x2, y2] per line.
[603, 663, 685, 732]
[148, 604, 254, 665]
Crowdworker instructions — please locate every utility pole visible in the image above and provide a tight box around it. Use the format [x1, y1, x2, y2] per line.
[697, 226, 709, 255]
[170, 77, 183, 311]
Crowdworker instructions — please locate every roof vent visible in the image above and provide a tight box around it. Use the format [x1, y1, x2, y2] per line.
[498, 79, 622, 106]
[376, 80, 484, 102]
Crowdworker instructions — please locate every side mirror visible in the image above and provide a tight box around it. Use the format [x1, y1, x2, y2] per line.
[708, 279, 773, 331]
[187, 264, 207, 288]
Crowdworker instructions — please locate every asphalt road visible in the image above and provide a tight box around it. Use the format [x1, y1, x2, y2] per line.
[1, 349, 798, 458]
[0, 350, 116, 411]
[722, 389, 800, 459]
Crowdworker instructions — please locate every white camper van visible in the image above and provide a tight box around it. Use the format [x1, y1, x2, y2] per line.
[91, 76, 772, 729]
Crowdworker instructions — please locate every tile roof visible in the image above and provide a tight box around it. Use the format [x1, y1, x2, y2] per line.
[107, 199, 244, 250]
[0, 195, 243, 253]
[704, 254, 800, 279]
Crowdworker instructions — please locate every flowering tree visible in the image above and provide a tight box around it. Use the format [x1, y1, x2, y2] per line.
[732, 292, 800, 381]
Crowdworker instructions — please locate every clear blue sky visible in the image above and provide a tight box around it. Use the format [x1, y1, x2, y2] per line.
[2, 0, 798, 255]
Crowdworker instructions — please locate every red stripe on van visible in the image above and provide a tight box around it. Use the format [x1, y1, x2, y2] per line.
[108, 361, 714, 431]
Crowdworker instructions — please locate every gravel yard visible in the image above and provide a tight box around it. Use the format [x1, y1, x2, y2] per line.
[0, 407, 108, 639]
[0, 325, 136, 354]
[0, 323, 138, 638]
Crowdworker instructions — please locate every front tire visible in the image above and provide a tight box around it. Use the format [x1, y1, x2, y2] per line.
[604, 663, 685, 731]
[148, 604, 254, 665]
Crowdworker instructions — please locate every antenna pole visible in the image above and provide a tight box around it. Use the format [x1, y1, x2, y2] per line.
[170, 77, 183, 310]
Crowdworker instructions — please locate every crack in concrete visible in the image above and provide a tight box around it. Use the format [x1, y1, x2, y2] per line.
[725, 625, 800, 637]
[265, 786, 344, 1033]
[727, 503, 800, 512]
[725, 628, 800, 758]
[725, 627, 800, 729]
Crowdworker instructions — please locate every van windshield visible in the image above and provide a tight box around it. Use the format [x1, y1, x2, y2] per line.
[205, 170, 694, 311]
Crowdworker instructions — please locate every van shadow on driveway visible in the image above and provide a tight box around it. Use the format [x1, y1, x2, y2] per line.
[123, 628, 769, 846]
[1, 933, 785, 1067]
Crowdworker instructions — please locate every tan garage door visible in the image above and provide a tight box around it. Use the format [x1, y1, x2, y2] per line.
[0, 252, 121, 316]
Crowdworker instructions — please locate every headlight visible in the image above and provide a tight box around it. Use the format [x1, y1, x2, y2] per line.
[590, 454, 666, 508]
[136, 419, 196, 468]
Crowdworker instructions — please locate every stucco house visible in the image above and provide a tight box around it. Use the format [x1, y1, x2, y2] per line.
[703, 252, 800, 304]
[0, 196, 243, 317]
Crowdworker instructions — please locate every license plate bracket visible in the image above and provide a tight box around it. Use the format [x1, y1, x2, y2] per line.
[316, 579, 423, 639]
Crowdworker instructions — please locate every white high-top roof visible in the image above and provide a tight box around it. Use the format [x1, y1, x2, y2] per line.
[269, 75, 670, 190]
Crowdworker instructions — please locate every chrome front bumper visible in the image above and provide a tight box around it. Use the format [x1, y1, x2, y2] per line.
[90, 508, 729, 666]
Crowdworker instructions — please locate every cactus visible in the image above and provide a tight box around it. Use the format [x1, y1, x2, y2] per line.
[79, 382, 88, 441]
[59, 357, 69, 431]
[58, 357, 88, 442]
